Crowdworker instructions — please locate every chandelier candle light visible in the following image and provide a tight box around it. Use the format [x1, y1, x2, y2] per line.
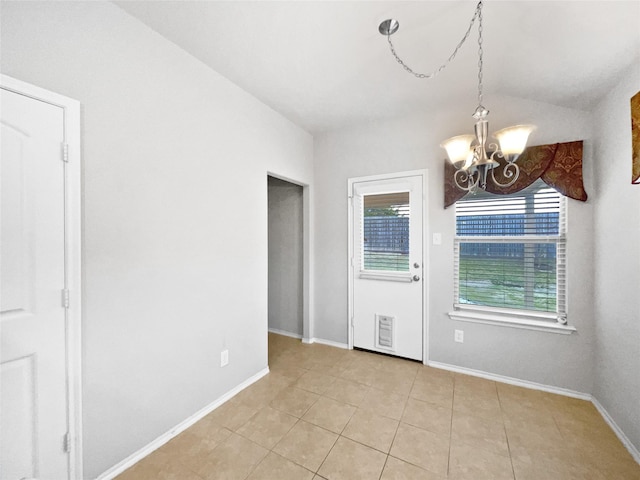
[379, 0, 535, 192]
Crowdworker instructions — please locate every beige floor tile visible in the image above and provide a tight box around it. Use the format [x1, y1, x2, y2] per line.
[194, 433, 268, 480]
[323, 377, 369, 406]
[157, 421, 232, 465]
[318, 437, 387, 480]
[511, 456, 609, 480]
[415, 366, 454, 384]
[342, 408, 399, 453]
[381, 456, 446, 480]
[360, 386, 408, 420]
[302, 396, 356, 433]
[115, 449, 202, 480]
[454, 373, 497, 395]
[449, 442, 515, 480]
[309, 359, 349, 377]
[204, 398, 259, 432]
[373, 369, 416, 396]
[401, 398, 451, 436]
[505, 416, 565, 463]
[409, 379, 454, 409]
[451, 411, 509, 457]
[294, 371, 337, 394]
[497, 383, 554, 418]
[561, 440, 640, 480]
[273, 420, 338, 472]
[377, 356, 420, 377]
[270, 386, 319, 417]
[389, 423, 449, 477]
[339, 363, 378, 386]
[350, 351, 384, 370]
[453, 389, 502, 420]
[268, 333, 301, 350]
[235, 374, 293, 409]
[236, 406, 298, 449]
[269, 355, 309, 380]
[246, 452, 314, 480]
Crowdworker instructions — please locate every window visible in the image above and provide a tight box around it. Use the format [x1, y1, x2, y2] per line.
[451, 179, 571, 331]
[362, 192, 410, 272]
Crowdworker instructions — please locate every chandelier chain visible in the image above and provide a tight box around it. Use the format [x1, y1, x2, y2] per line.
[386, 1, 483, 80]
[477, 1, 484, 106]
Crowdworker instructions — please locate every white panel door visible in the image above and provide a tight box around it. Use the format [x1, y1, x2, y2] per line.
[1, 88, 69, 480]
[351, 173, 424, 360]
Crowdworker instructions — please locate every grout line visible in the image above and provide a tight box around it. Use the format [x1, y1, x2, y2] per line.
[496, 383, 517, 480]
[447, 374, 458, 477]
[315, 431, 341, 475]
[378, 453, 390, 480]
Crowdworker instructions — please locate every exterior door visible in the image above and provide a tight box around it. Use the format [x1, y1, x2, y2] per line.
[1, 88, 69, 479]
[350, 172, 425, 361]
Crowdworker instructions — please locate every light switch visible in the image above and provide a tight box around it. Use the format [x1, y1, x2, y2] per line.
[433, 233, 442, 245]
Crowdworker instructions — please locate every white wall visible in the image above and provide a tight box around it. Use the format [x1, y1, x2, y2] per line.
[268, 176, 304, 336]
[314, 95, 596, 393]
[0, 2, 313, 478]
[592, 64, 640, 452]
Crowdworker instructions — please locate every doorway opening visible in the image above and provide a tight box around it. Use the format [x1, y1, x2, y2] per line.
[267, 175, 305, 345]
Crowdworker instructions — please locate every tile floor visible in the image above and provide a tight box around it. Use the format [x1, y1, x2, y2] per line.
[116, 333, 640, 480]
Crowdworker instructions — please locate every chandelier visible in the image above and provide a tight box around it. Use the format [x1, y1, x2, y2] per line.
[379, 1, 535, 192]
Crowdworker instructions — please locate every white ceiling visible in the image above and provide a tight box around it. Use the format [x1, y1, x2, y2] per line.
[115, 1, 640, 134]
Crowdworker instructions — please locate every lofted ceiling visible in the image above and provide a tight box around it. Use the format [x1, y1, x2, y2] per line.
[115, 1, 640, 134]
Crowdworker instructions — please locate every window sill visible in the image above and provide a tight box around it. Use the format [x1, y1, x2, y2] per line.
[448, 309, 576, 335]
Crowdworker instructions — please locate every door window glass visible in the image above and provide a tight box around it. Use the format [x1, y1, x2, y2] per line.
[362, 192, 410, 272]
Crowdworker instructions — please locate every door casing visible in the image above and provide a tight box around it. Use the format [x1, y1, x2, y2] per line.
[347, 169, 429, 364]
[1, 74, 83, 479]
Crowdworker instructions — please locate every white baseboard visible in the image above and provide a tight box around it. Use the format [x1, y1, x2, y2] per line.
[427, 361, 591, 400]
[591, 397, 640, 464]
[95, 367, 270, 480]
[303, 337, 349, 349]
[268, 328, 302, 339]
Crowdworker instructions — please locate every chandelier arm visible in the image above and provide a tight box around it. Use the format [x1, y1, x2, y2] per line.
[385, 1, 483, 80]
[489, 161, 520, 188]
[454, 168, 479, 192]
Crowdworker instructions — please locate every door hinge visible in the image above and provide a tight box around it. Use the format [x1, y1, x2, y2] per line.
[62, 143, 69, 163]
[62, 289, 70, 308]
[63, 432, 71, 453]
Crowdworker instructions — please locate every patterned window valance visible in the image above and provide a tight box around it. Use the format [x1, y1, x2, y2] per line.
[444, 140, 587, 208]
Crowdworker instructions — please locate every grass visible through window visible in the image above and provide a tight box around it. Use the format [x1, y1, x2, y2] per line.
[459, 255, 557, 311]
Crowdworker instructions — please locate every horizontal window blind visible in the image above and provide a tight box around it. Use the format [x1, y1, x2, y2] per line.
[454, 180, 566, 318]
[362, 192, 410, 272]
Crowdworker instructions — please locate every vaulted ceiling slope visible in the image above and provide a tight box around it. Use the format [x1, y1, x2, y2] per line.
[115, 1, 640, 134]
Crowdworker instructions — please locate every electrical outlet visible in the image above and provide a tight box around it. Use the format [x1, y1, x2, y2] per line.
[220, 349, 229, 367]
[454, 330, 464, 343]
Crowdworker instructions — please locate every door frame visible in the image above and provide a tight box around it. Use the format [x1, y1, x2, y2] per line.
[1, 74, 83, 479]
[347, 169, 429, 364]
